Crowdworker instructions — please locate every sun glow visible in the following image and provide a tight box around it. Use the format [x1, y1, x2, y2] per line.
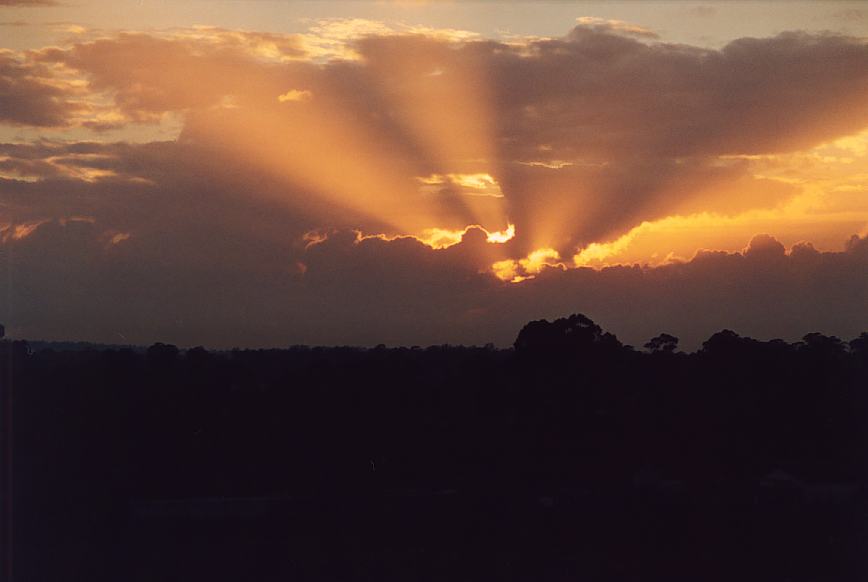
[417, 173, 504, 198]
[521, 248, 561, 273]
[170, 28, 516, 238]
[5, 18, 868, 303]
[491, 246, 563, 283]
[1, 221, 46, 242]
[359, 35, 508, 229]
[353, 222, 516, 250]
[277, 89, 313, 103]
[485, 223, 515, 244]
[491, 259, 522, 283]
[574, 231, 640, 267]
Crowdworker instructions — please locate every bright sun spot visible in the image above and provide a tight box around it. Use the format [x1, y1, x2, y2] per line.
[491, 246, 562, 283]
[415, 222, 515, 249]
[486, 223, 515, 243]
[520, 247, 561, 273]
[573, 231, 639, 266]
[277, 89, 313, 103]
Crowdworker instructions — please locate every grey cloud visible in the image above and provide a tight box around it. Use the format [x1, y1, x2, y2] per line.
[0, 51, 82, 126]
[2, 214, 867, 350]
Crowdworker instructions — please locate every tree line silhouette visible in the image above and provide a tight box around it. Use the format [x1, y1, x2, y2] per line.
[3, 314, 868, 581]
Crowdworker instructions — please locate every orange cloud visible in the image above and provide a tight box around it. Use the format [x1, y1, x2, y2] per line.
[10, 26, 868, 254]
[2, 24, 868, 349]
[277, 89, 312, 103]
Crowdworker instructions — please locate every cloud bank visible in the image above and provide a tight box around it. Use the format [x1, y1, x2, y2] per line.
[2, 213, 867, 349]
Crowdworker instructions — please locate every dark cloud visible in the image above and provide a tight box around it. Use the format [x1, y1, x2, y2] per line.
[0, 50, 83, 126]
[2, 206, 866, 350]
[486, 29, 868, 160]
[0, 140, 329, 284]
[743, 233, 786, 260]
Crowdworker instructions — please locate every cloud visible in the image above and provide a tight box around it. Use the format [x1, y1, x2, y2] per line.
[6, 27, 868, 247]
[574, 17, 659, 39]
[5, 28, 868, 249]
[277, 89, 312, 103]
[742, 233, 786, 260]
[418, 173, 504, 198]
[1, 213, 866, 350]
[0, 50, 85, 126]
[2, 23, 868, 347]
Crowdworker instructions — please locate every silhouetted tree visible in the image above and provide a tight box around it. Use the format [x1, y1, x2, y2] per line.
[644, 333, 679, 354]
[850, 332, 868, 358]
[146, 342, 179, 366]
[514, 313, 623, 357]
[801, 332, 846, 356]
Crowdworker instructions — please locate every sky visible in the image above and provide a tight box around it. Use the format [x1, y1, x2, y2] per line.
[1, 0, 868, 349]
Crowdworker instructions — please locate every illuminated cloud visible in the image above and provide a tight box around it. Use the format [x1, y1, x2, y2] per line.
[9, 26, 868, 246]
[356, 222, 514, 250]
[575, 17, 659, 39]
[5, 25, 868, 252]
[517, 160, 574, 169]
[106, 231, 130, 245]
[418, 173, 504, 198]
[1, 220, 46, 241]
[1, 21, 868, 347]
[490, 246, 564, 282]
[0, 49, 86, 126]
[491, 259, 521, 283]
[277, 89, 313, 103]
[297, 18, 479, 61]
[574, 232, 640, 267]
[486, 223, 515, 244]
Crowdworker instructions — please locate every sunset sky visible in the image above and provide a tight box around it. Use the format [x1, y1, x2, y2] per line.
[2, 0, 868, 348]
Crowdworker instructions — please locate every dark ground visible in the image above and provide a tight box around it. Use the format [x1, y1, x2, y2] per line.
[4, 314, 868, 581]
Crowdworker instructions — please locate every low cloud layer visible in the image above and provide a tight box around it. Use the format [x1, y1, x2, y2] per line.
[2, 209, 867, 349]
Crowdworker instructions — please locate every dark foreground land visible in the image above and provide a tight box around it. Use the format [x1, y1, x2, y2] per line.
[3, 314, 868, 581]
